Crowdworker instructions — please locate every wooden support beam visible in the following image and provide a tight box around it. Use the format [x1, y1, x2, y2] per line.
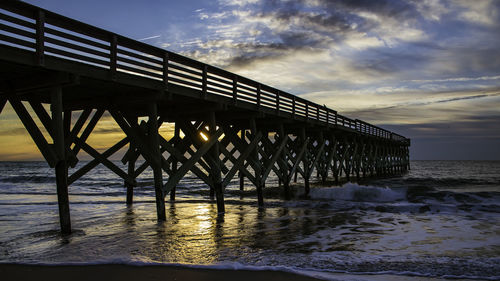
[262, 135, 289, 182]
[208, 112, 225, 213]
[72, 109, 104, 159]
[250, 118, 264, 206]
[239, 129, 245, 191]
[158, 134, 213, 188]
[177, 120, 222, 177]
[73, 137, 136, 186]
[29, 100, 54, 137]
[147, 103, 166, 221]
[218, 138, 257, 185]
[68, 137, 129, 185]
[8, 96, 58, 167]
[110, 110, 157, 166]
[124, 149, 135, 205]
[163, 128, 223, 195]
[299, 128, 311, 195]
[222, 131, 262, 188]
[66, 109, 91, 151]
[170, 123, 180, 201]
[286, 137, 309, 185]
[0, 98, 6, 115]
[51, 87, 71, 234]
[124, 116, 138, 205]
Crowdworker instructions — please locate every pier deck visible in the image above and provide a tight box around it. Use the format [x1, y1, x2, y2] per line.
[0, 1, 410, 234]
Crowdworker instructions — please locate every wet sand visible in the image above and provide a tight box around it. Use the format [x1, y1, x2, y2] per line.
[0, 264, 479, 281]
[0, 264, 324, 281]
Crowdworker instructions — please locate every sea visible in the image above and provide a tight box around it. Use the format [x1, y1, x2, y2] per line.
[0, 160, 499, 280]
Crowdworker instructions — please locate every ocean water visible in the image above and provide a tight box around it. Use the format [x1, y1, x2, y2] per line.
[0, 160, 499, 280]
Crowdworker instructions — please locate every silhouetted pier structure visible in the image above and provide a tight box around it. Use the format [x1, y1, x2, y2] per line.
[0, 2, 410, 234]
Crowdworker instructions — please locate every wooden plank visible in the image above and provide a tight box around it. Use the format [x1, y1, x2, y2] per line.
[44, 26, 110, 50]
[68, 137, 129, 185]
[163, 128, 223, 194]
[0, 12, 36, 29]
[8, 96, 57, 167]
[222, 131, 262, 188]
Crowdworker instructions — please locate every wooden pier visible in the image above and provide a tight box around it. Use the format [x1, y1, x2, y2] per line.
[0, 1, 410, 234]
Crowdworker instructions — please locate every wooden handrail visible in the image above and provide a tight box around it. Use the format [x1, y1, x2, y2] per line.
[0, 1, 410, 144]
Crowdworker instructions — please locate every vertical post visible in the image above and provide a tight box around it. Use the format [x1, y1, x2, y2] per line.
[256, 84, 261, 108]
[148, 103, 166, 221]
[126, 116, 137, 205]
[202, 65, 208, 99]
[279, 124, 290, 200]
[110, 34, 117, 79]
[51, 87, 71, 234]
[126, 152, 135, 205]
[250, 118, 264, 206]
[300, 128, 310, 196]
[35, 10, 45, 66]
[209, 112, 225, 213]
[292, 96, 296, 117]
[239, 129, 245, 191]
[163, 52, 169, 88]
[170, 122, 179, 201]
[276, 91, 280, 112]
[232, 75, 238, 103]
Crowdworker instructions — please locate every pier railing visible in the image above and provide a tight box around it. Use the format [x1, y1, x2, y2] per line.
[0, 1, 409, 144]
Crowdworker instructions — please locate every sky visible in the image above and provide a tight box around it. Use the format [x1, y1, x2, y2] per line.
[1, 0, 499, 160]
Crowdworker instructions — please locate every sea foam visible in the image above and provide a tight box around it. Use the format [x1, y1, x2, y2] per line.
[309, 183, 407, 202]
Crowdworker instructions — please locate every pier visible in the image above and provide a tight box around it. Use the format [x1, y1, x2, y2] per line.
[0, 1, 410, 234]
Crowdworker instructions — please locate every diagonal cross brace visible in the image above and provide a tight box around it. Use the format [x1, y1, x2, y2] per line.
[307, 139, 325, 179]
[222, 131, 262, 188]
[219, 145, 257, 185]
[158, 134, 213, 187]
[261, 135, 289, 181]
[286, 137, 309, 185]
[163, 128, 223, 195]
[73, 136, 136, 186]
[0, 98, 6, 115]
[7, 96, 58, 167]
[68, 137, 129, 185]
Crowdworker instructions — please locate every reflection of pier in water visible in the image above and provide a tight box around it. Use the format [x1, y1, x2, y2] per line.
[0, 1, 410, 234]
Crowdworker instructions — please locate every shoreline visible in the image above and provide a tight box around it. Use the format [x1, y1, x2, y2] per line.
[0, 264, 323, 281]
[0, 264, 484, 281]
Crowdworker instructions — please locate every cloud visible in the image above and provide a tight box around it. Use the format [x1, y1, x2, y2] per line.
[137, 35, 161, 41]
